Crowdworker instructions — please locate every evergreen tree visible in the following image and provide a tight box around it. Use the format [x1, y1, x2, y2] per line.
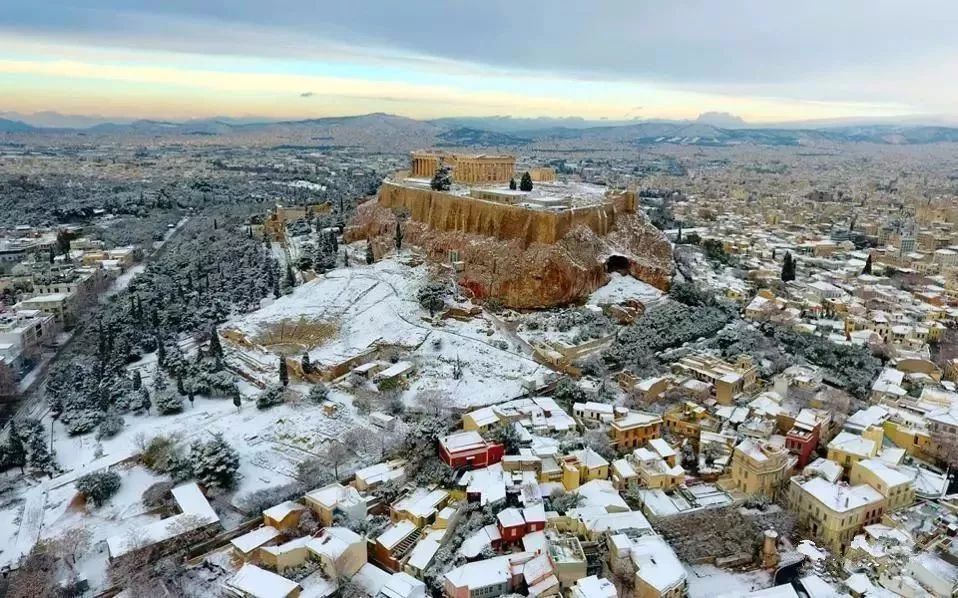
[176, 374, 186, 395]
[509, 178, 517, 190]
[285, 263, 296, 290]
[279, 357, 289, 387]
[677, 224, 683, 243]
[430, 166, 451, 191]
[257, 385, 285, 409]
[301, 352, 313, 375]
[394, 221, 404, 252]
[519, 171, 533, 192]
[307, 384, 329, 403]
[365, 240, 375, 265]
[132, 369, 142, 391]
[139, 386, 151, 413]
[232, 387, 242, 411]
[6, 424, 26, 473]
[862, 254, 873, 275]
[208, 326, 223, 364]
[781, 251, 796, 282]
[153, 375, 183, 415]
[156, 335, 166, 367]
[76, 470, 121, 506]
[191, 434, 240, 489]
[342, 249, 349, 267]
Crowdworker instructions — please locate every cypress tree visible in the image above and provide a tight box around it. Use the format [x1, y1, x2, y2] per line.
[209, 326, 223, 366]
[509, 178, 517, 190]
[285, 263, 296, 289]
[302, 352, 312, 375]
[781, 251, 796, 282]
[232, 388, 242, 411]
[519, 171, 533, 192]
[7, 424, 26, 473]
[132, 369, 142, 391]
[365, 240, 375, 265]
[279, 357, 289, 387]
[394, 221, 403, 252]
[862, 254, 873, 275]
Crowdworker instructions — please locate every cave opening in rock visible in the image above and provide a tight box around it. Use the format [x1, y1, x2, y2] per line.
[606, 254, 631, 274]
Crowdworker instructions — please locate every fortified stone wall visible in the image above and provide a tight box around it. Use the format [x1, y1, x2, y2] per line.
[378, 180, 630, 248]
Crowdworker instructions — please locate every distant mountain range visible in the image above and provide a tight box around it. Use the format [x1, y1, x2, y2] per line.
[5, 111, 958, 148]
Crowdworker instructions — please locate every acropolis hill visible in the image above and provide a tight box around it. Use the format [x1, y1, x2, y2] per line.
[346, 152, 673, 308]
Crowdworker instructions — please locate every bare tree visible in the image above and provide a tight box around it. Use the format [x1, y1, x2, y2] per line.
[324, 440, 350, 479]
[51, 526, 92, 575]
[6, 541, 57, 598]
[415, 389, 448, 418]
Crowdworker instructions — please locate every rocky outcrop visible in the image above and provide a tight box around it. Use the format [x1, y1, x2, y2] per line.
[345, 190, 673, 309]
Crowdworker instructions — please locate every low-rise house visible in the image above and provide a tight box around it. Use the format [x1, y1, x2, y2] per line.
[727, 437, 795, 499]
[258, 527, 366, 577]
[848, 458, 915, 512]
[438, 431, 504, 470]
[231, 526, 282, 563]
[263, 501, 306, 531]
[608, 531, 686, 598]
[827, 430, 881, 470]
[785, 409, 826, 468]
[609, 411, 662, 451]
[304, 483, 367, 526]
[225, 563, 301, 598]
[107, 482, 221, 560]
[560, 448, 609, 491]
[443, 552, 536, 598]
[787, 476, 885, 554]
[571, 575, 617, 598]
[672, 353, 758, 405]
[391, 488, 450, 527]
[354, 459, 406, 492]
[372, 521, 421, 572]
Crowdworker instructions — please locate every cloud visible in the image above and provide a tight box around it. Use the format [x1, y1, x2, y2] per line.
[2, 1, 956, 117]
[299, 91, 314, 98]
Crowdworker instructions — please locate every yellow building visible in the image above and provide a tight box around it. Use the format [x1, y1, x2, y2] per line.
[728, 437, 796, 498]
[849, 459, 915, 512]
[390, 488, 450, 528]
[672, 353, 758, 405]
[787, 476, 885, 554]
[609, 411, 663, 450]
[560, 448, 610, 491]
[826, 429, 881, 470]
[881, 419, 933, 460]
[303, 483, 367, 527]
[664, 402, 720, 446]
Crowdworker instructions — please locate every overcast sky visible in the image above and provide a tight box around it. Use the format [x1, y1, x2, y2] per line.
[2, 1, 956, 122]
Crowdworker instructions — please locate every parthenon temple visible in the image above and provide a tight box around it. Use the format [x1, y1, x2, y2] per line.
[409, 151, 517, 184]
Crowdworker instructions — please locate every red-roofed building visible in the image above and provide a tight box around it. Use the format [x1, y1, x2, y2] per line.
[438, 431, 504, 470]
[786, 409, 826, 468]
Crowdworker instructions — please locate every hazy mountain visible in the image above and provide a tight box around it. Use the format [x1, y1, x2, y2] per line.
[0, 111, 133, 128]
[695, 112, 748, 128]
[6, 111, 958, 148]
[0, 118, 36, 133]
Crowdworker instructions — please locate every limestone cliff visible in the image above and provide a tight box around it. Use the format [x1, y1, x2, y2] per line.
[345, 191, 673, 309]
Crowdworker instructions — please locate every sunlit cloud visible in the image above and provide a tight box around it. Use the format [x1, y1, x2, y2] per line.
[0, 0, 952, 122]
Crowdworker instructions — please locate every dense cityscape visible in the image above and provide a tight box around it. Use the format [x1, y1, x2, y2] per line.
[5, 3, 958, 597]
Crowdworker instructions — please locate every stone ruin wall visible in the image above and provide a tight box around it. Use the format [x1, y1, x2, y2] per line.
[377, 179, 632, 248]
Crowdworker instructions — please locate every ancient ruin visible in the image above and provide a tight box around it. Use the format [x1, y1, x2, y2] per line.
[346, 152, 673, 308]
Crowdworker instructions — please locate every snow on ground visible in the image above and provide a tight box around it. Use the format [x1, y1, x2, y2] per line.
[684, 563, 773, 597]
[0, 389, 377, 582]
[226, 257, 545, 408]
[587, 272, 664, 306]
